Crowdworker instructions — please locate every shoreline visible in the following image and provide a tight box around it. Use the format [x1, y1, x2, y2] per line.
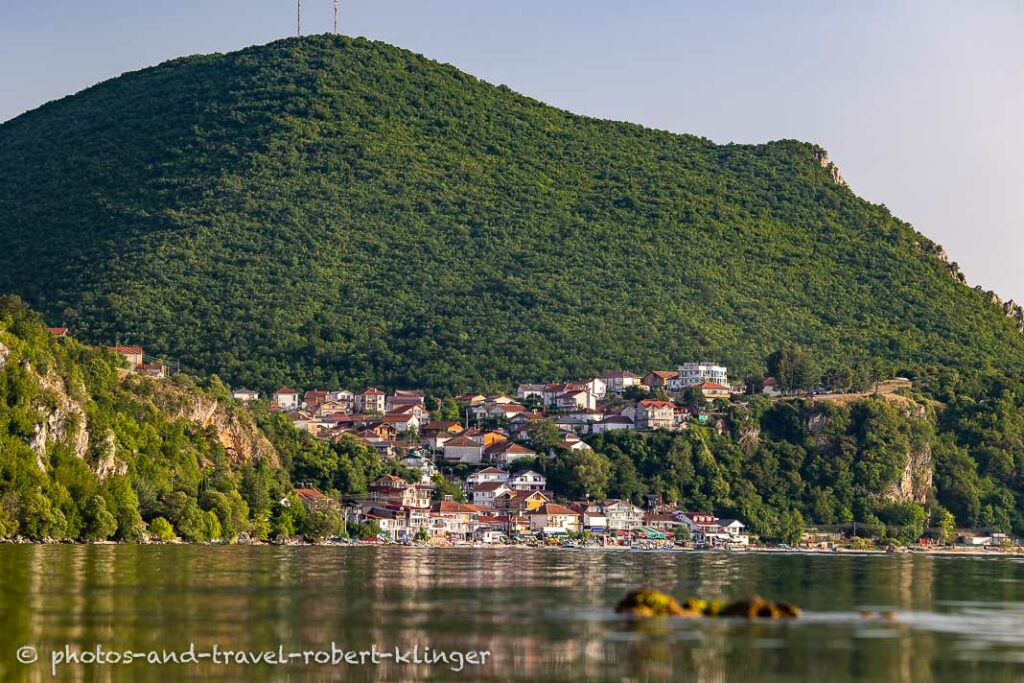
[2, 538, 1021, 558]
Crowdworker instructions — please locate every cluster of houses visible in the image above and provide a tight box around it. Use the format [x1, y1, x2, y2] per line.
[237, 363, 752, 545]
[340, 470, 749, 545]
[234, 363, 737, 460]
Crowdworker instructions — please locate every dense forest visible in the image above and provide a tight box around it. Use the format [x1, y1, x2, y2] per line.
[2, 35, 1023, 393]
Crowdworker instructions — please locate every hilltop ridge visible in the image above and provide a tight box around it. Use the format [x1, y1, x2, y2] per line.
[1, 35, 1022, 391]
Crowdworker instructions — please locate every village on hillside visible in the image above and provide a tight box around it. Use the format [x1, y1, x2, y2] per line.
[77, 330, 925, 548]
[240, 364, 760, 546]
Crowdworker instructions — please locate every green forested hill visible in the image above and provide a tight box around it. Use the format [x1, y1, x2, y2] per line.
[1, 34, 1021, 391]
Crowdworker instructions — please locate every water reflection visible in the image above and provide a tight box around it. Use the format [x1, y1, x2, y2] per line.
[0, 547, 1022, 681]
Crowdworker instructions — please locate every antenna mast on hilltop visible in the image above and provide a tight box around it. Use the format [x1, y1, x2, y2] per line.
[296, 0, 302, 36]
[334, 0, 339, 33]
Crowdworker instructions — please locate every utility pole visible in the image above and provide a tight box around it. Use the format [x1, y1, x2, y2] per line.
[297, 0, 302, 36]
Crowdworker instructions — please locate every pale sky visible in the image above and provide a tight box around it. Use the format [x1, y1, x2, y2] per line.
[2, 1, 1022, 302]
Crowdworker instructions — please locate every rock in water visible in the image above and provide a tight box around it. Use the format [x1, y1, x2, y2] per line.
[616, 591, 801, 619]
[615, 589, 699, 617]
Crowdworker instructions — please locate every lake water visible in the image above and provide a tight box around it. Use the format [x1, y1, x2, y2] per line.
[1, 546, 1023, 682]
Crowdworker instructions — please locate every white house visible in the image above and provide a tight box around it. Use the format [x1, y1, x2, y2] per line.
[571, 502, 608, 532]
[516, 384, 546, 400]
[573, 377, 607, 400]
[467, 467, 509, 486]
[272, 387, 299, 410]
[509, 470, 547, 492]
[601, 371, 642, 394]
[355, 388, 386, 414]
[636, 400, 675, 430]
[471, 482, 510, 506]
[677, 512, 722, 543]
[674, 362, 729, 389]
[555, 389, 597, 412]
[590, 415, 634, 434]
[232, 388, 260, 402]
[383, 413, 421, 433]
[603, 500, 645, 531]
[561, 438, 593, 452]
[717, 519, 750, 545]
[761, 377, 782, 398]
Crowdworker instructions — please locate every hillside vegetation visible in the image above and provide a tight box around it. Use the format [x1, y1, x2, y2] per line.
[1, 35, 1022, 392]
[0, 297, 336, 541]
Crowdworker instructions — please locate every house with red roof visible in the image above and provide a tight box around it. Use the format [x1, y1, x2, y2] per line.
[272, 387, 299, 410]
[108, 346, 144, 370]
[430, 500, 489, 539]
[636, 399, 676, 430]
[466, 467, 508, 486]
[527, 503, 581, 535]
[643, 370, 679, 390]
[303, 389, 329, 409]
[442, 434, 485, 464]
[761, 377, 782, 398]
[484, 440, 536, 466]
[698, 382, 732, 400]
[355, 387, 386, 414]
[139, 363, 166, 379]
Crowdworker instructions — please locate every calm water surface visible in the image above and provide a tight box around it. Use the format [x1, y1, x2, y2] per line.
[1, 546, 1023, 682]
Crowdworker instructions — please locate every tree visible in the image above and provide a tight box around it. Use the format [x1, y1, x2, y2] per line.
[302, 508, 344, 543]
[435, 399, 461, 421]
[102, 476, 144, 541]
[823, 366, 854, 393]
[548, 450, 612, 500]
[673, 525, 691, 543]
[431, 473, 465, 502]
[777, 509, 805, 545]
[176, 501, 209, 542]
[767, 346, 817, 393]
[933, 508, 956, 544]
[876, 502, 927, 545]
[354, 520, 381, 540]
[526, 419, 561, 451]
[148, 516, 176, 542]
[82, 495, 117, 541]
[204, 510, 223, 541]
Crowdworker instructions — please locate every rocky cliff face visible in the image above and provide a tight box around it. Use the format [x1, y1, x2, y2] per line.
[805, 402, 933, 505]
[814, 149, 847, 187]
[1005, 300, 1024, 333]
[17, 357, 128, 477]
[130, 377, 279, 465]
[976, 288, 1024, 335]
[30, 368, 94, 469]
[166, 394, 279, 465]
[17, 356, 276, 475]
[887, 444, 933, 505]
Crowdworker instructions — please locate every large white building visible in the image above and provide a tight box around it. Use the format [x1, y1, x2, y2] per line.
[671, 363, 729, 390]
